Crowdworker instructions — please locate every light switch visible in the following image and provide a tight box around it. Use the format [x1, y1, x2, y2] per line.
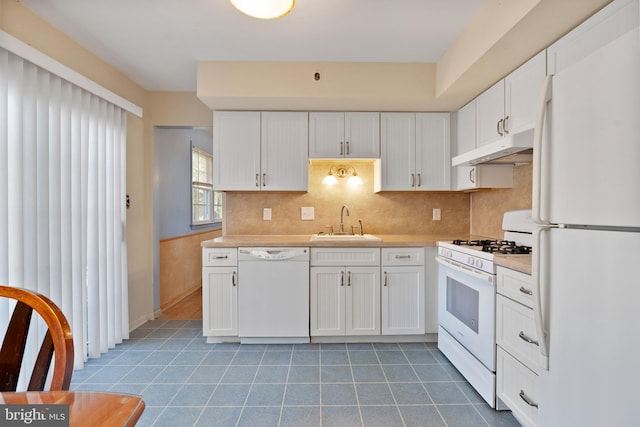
[301, 207, 314, 220]
[263, 208, 272, 221]
[433, 208, 441, 221]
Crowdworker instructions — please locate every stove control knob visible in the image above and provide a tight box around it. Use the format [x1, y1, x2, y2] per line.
[447, 250, 452, 258]
[468, 257, 474, 266]
[476, 259, 483, 268]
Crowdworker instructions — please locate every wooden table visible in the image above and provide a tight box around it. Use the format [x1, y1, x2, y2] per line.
[0, 391, 145, 426]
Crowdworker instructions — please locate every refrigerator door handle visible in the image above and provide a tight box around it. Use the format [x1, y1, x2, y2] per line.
[533, 224, 559, 371]
[532, 74, 553, 225]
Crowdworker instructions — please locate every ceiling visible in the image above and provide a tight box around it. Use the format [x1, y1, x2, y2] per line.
[20, 0, 485, 92]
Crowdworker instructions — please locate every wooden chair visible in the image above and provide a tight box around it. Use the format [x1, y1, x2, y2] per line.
[0, 285, 74, 391]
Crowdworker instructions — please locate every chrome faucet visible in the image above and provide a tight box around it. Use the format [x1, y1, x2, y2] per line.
[339, 205, 350, 233]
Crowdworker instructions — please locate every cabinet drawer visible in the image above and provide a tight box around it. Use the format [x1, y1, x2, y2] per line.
[203, 248, 237, 266]
[497, 347, 538, 427]
[496, 295, 541, 374]
[497, 266, 533, 308]
[381, 248, 424, 266]
[310, 248, 380, 266]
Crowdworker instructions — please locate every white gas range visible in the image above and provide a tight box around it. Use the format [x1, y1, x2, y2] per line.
[436, 210, 533, 409]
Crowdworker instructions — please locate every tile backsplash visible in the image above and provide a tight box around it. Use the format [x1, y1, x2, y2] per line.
[223, 160, 471, 236]
[470, 163, 533, 239]
[222, 160, 532, 238]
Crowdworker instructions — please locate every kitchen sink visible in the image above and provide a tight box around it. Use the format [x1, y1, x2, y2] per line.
[309, 234, 382, 242]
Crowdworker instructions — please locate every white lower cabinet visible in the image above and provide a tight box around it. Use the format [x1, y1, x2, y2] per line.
[202, 248, 238, 340]
[310, 248, 381, 336]
[496, 266, 538, 426]
[497, 348, 538, 427]
[381, 248, 425, 335]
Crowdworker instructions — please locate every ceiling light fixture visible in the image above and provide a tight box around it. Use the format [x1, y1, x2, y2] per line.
[322, 165, 363, 187]
[230, 0, 295, 19]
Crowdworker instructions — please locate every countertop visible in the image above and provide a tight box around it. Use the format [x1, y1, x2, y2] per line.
[201, 234, 472, 248]
[201, 234, 533, 275]
[494, 254, 532, 275]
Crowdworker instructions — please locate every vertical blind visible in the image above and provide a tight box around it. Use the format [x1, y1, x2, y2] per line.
[0, 46, 128, 384]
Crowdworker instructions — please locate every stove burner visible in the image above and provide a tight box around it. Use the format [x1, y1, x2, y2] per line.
[452, 239, 531, 255]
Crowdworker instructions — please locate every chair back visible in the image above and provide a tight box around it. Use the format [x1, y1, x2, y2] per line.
[0, 285, 74, 391]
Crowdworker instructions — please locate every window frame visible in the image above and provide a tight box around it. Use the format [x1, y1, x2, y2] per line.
[191, 145, 221, 228]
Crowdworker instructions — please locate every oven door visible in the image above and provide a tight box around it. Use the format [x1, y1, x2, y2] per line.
[436, 256, 496, 371]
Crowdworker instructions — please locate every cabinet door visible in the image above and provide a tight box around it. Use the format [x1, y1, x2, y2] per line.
[456, 100, 476, 155]
[202, 267, 237, 337]
[344, 112, 380, 158]
[345, 267, 380, 335]
[505, 51, 546, 136]
[381, 266, 425, 335]
[310, 267, 345, 336]
[476, 80, 505, 147]
[497, 348, 538, 427]
[415, 113, 450, 191]
[260, 111, 309, 191]
[379, 113, 416, 190]
[309, 112, 344, 158]
[213, 111, 261, 191]
[453, 101, 476, 191]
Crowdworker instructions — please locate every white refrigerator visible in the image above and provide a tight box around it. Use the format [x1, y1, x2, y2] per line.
[532, 18, 640, 427]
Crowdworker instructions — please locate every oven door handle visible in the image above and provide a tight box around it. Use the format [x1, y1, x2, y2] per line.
[435, 257, 494, 284]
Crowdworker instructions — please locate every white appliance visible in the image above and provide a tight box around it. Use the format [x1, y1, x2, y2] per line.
[437, 210, 533, 409]
[237, 247, 310, 344]
[532, 11, 640, 426]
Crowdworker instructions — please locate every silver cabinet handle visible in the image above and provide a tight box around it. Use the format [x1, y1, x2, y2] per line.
[345, 141, 350, 155]
[255, 174, 259, 187]
[383, 271, 388, 286]
[417, 173, 422, 187]
[340, 141, 344, 156]
[519, 286, 533, 296]
[395, 255, 411, 259]
[340, 271, 344, 286]
[519, 390, 538, 408]
[497, 118, 504, 136]
[212, 255, 229, 260]
[519, 331, 539, 346]
[262, 173, 266, 187]
[469, 167, 476, 184]
[503, 115, 510, 134]
[411, 173, 415, 187]
[232, 271, 237, 287]
[347, 271, 351, 287]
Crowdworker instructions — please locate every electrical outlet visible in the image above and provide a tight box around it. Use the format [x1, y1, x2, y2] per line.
[433, 208, 441, 221]
[263, 208, 272, 221]
[301, 207, 314, 220]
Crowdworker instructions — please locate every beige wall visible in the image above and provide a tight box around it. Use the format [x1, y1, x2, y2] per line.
[225, 160, 470, 236]
[160, 229, 221, 311]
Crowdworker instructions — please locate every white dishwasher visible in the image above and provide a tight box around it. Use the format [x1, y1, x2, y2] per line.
[238, 247, 310, 344]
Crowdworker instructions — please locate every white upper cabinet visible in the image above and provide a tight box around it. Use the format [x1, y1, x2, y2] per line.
[454, 100, 513, 190]
[476, 51, 546, 147]
[260, 112, 309, 191]
[416, 113, 451, 191]
[456, 100, 477, 155]
[377, 112, 451, 191]
[213, 111, 261, 191]
[309, 112, 380, 159]
[213, 111, 308, 191]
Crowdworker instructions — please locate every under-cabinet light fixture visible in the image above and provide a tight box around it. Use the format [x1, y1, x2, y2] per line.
[322, 165, 363, 187]
[230, 0, 295, 19]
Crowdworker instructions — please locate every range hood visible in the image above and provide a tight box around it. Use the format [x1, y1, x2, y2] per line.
[452, 128, 534, 166]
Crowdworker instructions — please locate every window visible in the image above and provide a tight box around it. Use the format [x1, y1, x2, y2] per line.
[192, 146, 221, 225]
